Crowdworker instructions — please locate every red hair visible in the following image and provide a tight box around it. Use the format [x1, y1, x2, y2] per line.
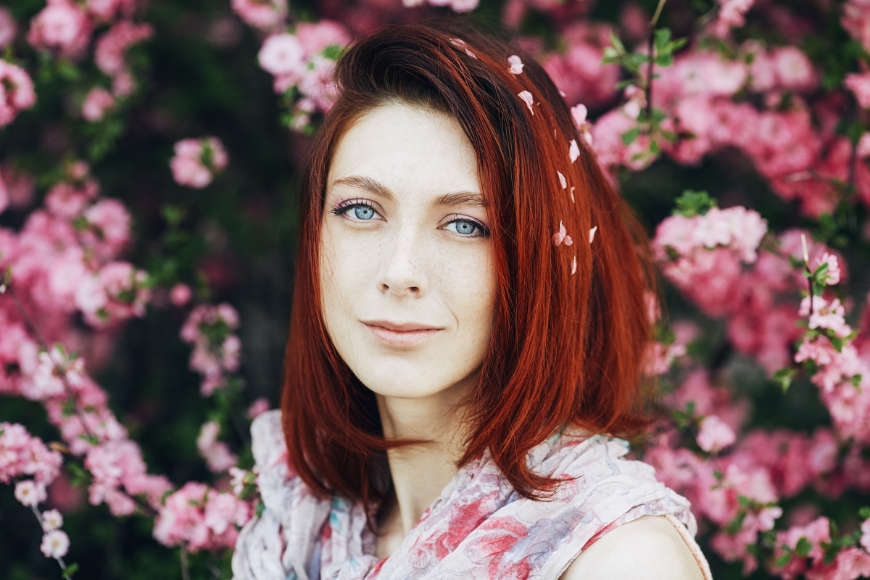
[282, 20, 656, 511]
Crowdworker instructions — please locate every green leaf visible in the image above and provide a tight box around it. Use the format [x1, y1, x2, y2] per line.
[322, 44, 343, 60]
[609, 31, 626, 54]
[672, 190, 717, 217]
[773, 368, 796, 392]
[655, 54, 674, 67]
[775, 552, 792, 567]
[796, 537, 812, 557]
[654, 28, 672, 49]
[62, 562, 79, 579]
[256, 500, 266, 518]
[859, 506, 870, 519]
[621, 127, 640, 146]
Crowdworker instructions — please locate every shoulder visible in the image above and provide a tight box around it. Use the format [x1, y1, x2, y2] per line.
[559, 515, 706, 580]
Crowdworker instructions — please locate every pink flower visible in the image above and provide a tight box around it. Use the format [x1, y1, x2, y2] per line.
[842, 0, 870, 53]
[40, 529, 70, 559]
[772, 47, 816, 91]
[85, 0, 137, 22]
[0, 60, 37, 127]
[231, 0, 288, 30]
[258, 33, 305, 77]
[552, 221, 572, 247]
[27, 0, 92, 61]
[196, 421, 238, 473]
[170, 137, 228, 188]
[94, 21, 154, 77]
[0, 422, 63, 484]
[0, 8, 17, 49]
[82, 87, 115, 122]
[508, 55, 523, 74]
[246, 397, 270, 419]
[799, 296, 851, 338]
[41, 509, 64, 531]
[861, 518, 870, 552]
[15, 479, 47, 507]
[697, 415, 737, 452]
[154, 483, 249, 551]
[710, 0, 754, 37]
[814, 252, 841, 286]
[845, 72, 870, 109]
[170, 283, 192, 307]
[805, 547, 870, 580]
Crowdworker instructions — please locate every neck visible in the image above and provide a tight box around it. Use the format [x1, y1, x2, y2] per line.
[376, 379, 473, 536]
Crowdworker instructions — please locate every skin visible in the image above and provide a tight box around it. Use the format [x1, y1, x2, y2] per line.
[319, 102, 704, 579]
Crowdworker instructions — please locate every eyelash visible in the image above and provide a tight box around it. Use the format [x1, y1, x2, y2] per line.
[329, 199, 490, 238]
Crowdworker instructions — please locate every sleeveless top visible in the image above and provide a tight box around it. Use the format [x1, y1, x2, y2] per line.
[231, 411, 712, 580]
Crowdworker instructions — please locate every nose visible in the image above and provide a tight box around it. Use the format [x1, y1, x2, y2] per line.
[376, 227, 428, 298]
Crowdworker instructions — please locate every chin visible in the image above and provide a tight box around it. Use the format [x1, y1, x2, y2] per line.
[353, 363, 471, 401]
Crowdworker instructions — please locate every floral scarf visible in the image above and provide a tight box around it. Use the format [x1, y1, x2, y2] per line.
[232, 411, 711, 580]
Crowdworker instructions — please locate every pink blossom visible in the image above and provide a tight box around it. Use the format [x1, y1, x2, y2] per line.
[27, 0, 93, 61]
[697, 415, 737, 453]
[82, 198, 131, 257]
[0, 164, 36, 209]
[153, 482, 250, 551]
[799, 296, 851, 338]
[86, 0, 137, 22]
[231, 0, 287, 30]
[710, 0, 754, 37]
[82, 87, 115, 122]
[0, 8, 17, 50]
[170, 137, 228, 188]
[861, 518, 870, 552]
[772, 47, 816, 91]
[295, 21, 351, 56]
[40, 529, 70, 559]
[540, 23, 619, 109]
[0, 60, 37, 127]
[15, 479, 48, 506]
[508, 55, 523, 74]
[518, 90, 534, 114]
[196, 421, 238, 473]
[805, 547, 870, 580]
[814, 252, 841, 286]
[842, 0, 870, 53]
[258, 33, 305, 77]
[41, 509, 64, 531]
[94, 21, 154, 77]
[246, 397, 270, 419]
[570, 104, 593, 146]
[0, 422, 63, 484]
[845, 72, 870, 109]
[170, 283, 192, 307]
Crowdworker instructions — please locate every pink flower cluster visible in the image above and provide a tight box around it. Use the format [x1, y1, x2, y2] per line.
[180, 303, 242, 395]
[540, 23, 620, 110]
[401, 0, 479, 13]
[256, 21, 351, 130]
[230, 0, 288, 31]
[197, 421, 238, 473]
[0, 169, 148, 333]
[170, 137, 228, 188]
[0, 422, 63, 486]
[94, 20, 154, 98]
[85, 439, 172, 516]
[709, 0, 755, 38]
[653, 205, 767, 316]
[842, 0, 870, 54]
[771, 517, 870, 580]
[153, 482, 251, 552]
[0, 60, 37, 128]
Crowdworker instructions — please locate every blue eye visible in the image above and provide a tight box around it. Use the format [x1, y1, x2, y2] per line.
[353, 205, 375, 220]
[445, 218, 489, 238]
[330, 200, 380, 222]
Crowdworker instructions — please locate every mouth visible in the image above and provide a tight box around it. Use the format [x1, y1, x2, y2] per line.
[362, 320, 442, 347]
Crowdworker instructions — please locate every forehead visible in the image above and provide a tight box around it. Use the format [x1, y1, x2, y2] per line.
[327, 102, 481, 196]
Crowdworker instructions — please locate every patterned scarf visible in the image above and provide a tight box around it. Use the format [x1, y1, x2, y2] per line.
[232, 411, 709, 580]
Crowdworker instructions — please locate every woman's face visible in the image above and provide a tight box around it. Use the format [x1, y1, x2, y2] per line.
[320, 102, 495, 404]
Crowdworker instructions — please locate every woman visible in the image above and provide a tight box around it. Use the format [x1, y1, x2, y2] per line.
[233, 20, 712, 580]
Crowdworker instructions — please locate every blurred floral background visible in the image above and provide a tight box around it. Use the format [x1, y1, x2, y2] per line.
[1, 0, 870, 578]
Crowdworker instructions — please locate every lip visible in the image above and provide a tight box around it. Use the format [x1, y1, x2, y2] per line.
[362, 320, 442, 347]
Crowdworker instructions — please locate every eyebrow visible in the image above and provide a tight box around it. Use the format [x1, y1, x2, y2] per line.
[330, 175, 487, 208]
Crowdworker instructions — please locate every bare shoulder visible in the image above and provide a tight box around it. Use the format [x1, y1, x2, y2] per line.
[560, 515, 705, 580]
